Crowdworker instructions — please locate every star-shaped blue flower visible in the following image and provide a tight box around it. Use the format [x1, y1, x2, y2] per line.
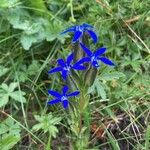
[47, 85, 80, 109]
[61, 23, 98, 44]
[48, 53, 86, 80]
[76, 43, 115, 68]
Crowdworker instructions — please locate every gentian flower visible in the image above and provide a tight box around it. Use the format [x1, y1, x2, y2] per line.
[61, 23, 98, 44]
[76, 43, 115, 68]
[47, 85, 80, 109]
[48, 53, 86, 80]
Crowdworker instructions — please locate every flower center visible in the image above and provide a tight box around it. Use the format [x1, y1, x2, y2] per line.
[64, 65, 70, 71]
[91, 55, 96, 62]
[76, 25, 83, 32]
[61, 96, 67, 101]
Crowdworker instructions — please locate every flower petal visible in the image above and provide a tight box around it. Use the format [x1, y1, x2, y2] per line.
[48, 90, 61, 97]
[67, 91, 80, 97]
[92, 60, 99, 68]
[94, 47, 106, 57]
[80, 43, 92, 56]
[66, 53, 73, 66]
[62, 85, 69, 94]
[62, 100, 69, 109]
[82, 23, 94, 29]
[98, 57, 115, 66]
[72, 31, 82, 43]
[47, 99, 61, 105]
[72, 64, 86, 70]
[75, 57, 91, 66]
[60, 26, 76, 34]
[48, 67, 62, 74]
[62, 70, 68, 80]
[87, 30, 98, 44]
[57, 59, 66, 67]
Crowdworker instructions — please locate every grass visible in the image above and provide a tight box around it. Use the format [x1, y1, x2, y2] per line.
[0, 0, 150, 149]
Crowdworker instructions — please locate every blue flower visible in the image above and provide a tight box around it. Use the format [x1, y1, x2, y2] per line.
[76, 43, 115, 68]
[47, 85, 80, 109]
[48, 53, 86, 80]
[61, 23, 98, 44]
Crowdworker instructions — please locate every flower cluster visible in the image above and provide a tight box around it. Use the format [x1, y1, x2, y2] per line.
[47, 23, 115, 109]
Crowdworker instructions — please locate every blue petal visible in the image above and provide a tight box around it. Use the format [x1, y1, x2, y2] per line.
[57, 59, 66, 67]
[60, 26, 76, 34]
[62, 70, 68, 80]
[47, 99, 61, 105]
[48, 67, 62, 74]
[62, 100, 69, 109]
[72, 31, 82, 43]
[48, 90, 61, 97]
[92, 60, 99, 68]
[75, 57, 91, 66]
[80, 43, 92, 56]
[67, 91, 80, 97]
[82, 23, 94, 29]
[66, 53, 74, 66]
[87, 30, 98, 44]
[72, 64, 86, 70]
[98, 57, 115, 66]
[94, 47, 106, 57]
[62, 85, 69, 94]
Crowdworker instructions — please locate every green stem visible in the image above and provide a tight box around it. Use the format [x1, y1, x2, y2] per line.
[46, 134, 51, 150]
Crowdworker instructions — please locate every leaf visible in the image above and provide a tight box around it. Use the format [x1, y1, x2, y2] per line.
[27, 60, 41, 75]
[0, 66, 9, 77]
[0, 92, 9, 107]
[10, 91, 26, 103]
[0, 117, 21, 150]
[101, 71, 126, 81]
[20, 34, 37, 50]
[32, 113, 61, 138]
[88, 78, 107, 100]
[0, 82, 26, 107]
[8, 82, 18, 92]
[0, 135, 20, 150]
[145, 125, 150, 150]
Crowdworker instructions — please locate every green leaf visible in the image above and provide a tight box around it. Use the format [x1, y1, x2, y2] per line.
[20, 34, 37, 50]
[0, 82, 26, 107]
[32, 113, 61, 138]
[8, 82, 18, 92]
[101, 71, 126, 81]
[10, 91, 26, 103]
[0, 117, 21, 150]
[145, 125, 150, 150]
[88, 78, 107, 100]
[0, 66, 9, 77]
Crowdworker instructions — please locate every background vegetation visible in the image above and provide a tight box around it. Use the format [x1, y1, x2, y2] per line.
[0, 0, 150, 149]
